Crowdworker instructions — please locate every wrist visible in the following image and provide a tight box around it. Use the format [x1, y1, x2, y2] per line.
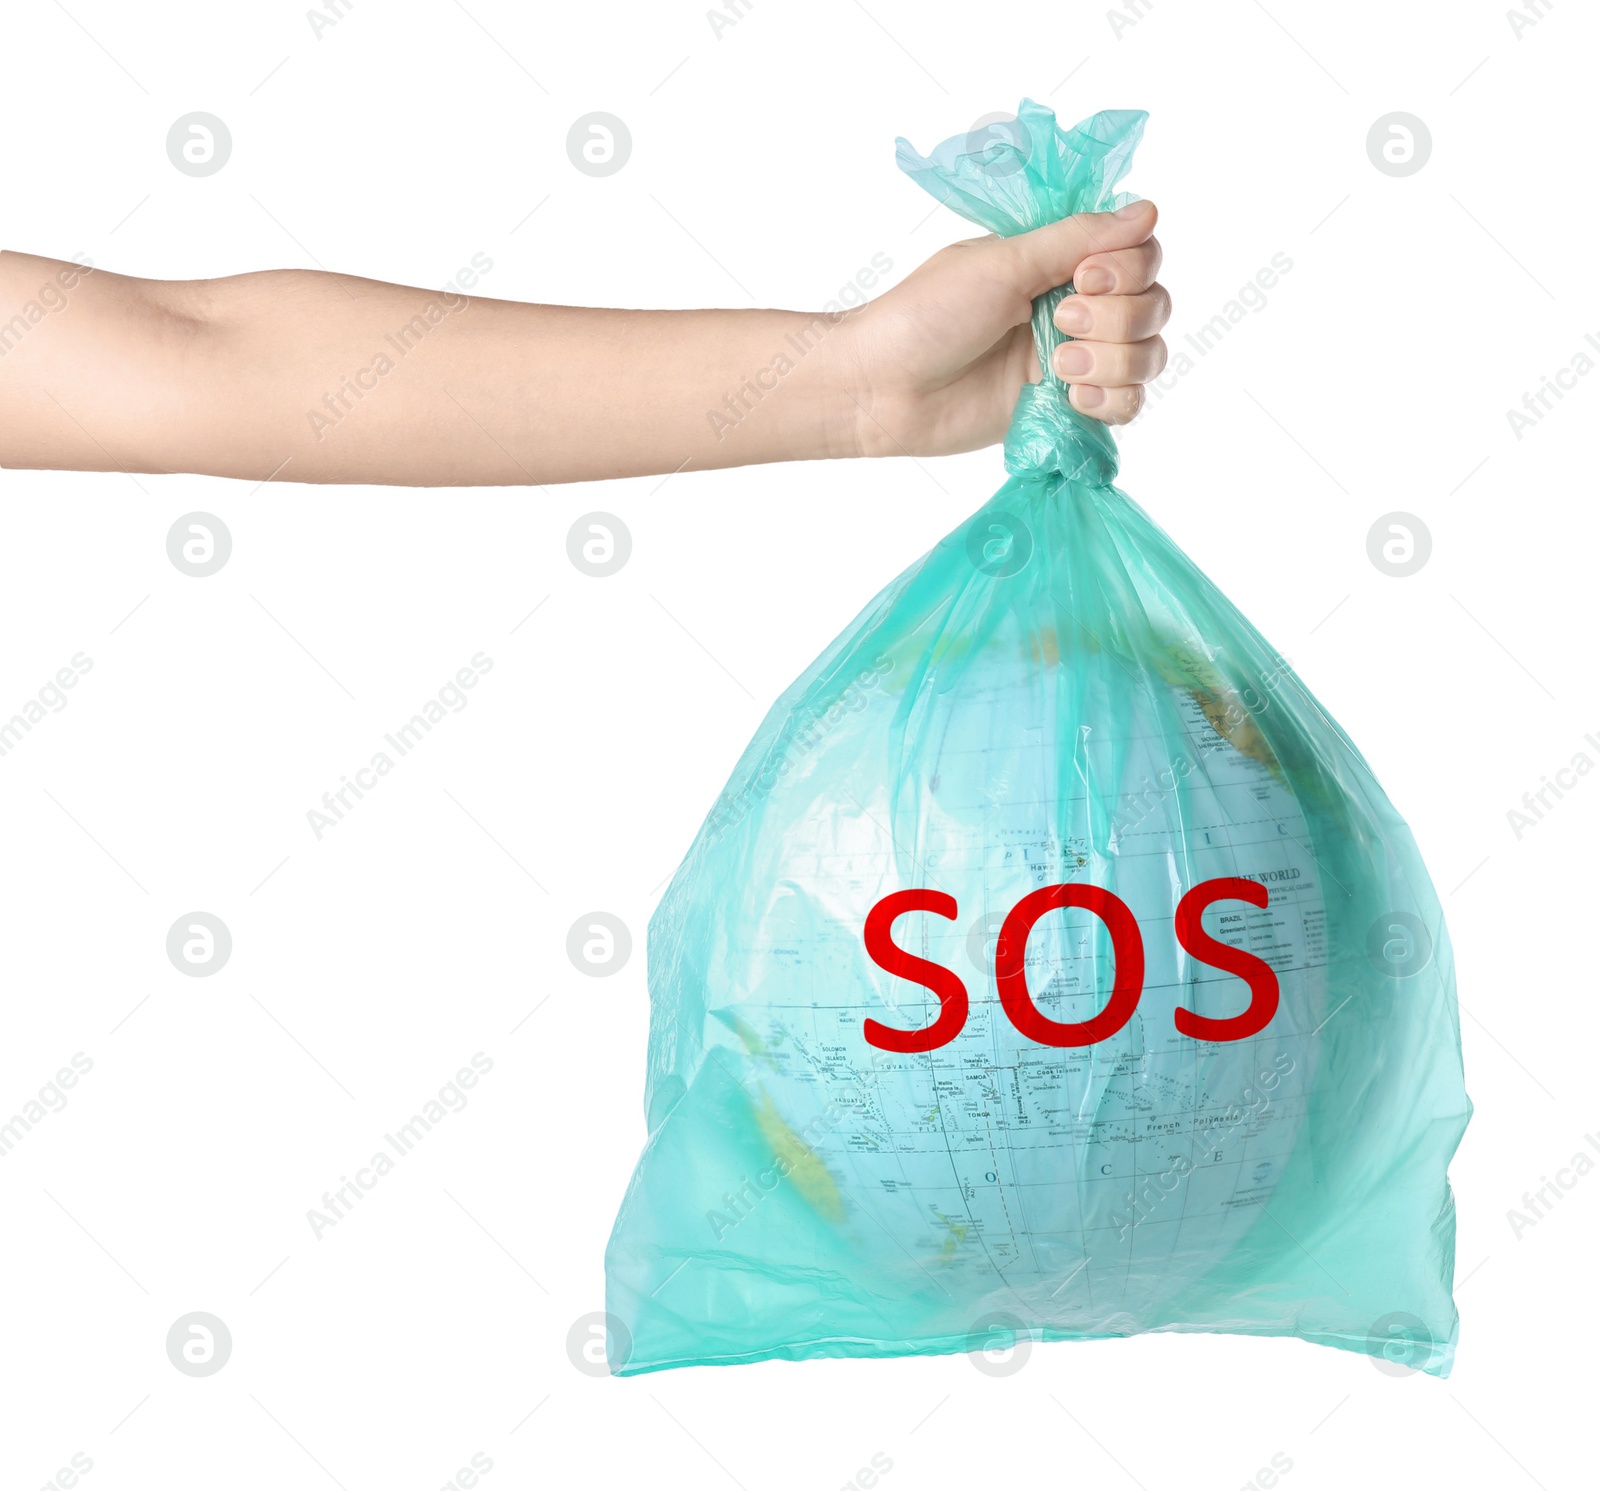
[777, 306, 872, 462]
[695, 307, 873, 468]
[816, 305, 908, 461]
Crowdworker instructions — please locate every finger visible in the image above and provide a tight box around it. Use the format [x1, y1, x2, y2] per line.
[1051, 334, 1167, 390]
[1053, 284, 1170, 342]
[1001, 200, 1159, 301]
[1072, 238, 1163, 297]
[1069, 383, 1144, 425]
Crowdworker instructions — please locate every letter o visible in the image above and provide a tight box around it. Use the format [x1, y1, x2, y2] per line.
[994, 884, 1145, 1047]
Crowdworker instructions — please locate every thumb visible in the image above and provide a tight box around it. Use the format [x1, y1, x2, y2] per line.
[1001, 200, 1158, 299]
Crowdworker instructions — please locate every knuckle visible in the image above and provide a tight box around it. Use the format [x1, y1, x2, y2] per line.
[1132, 285, 1166, 333]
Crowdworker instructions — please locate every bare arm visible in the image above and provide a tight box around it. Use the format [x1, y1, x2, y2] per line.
[0, 253, 870, 485]
[0, 207, 1165, 487]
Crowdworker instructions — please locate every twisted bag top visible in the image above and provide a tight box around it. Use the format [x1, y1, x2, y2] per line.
[604, 102, 1471, 1379]
[896, 99, 1141, 489]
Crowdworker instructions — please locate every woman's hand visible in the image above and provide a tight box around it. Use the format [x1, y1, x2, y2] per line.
[842, 200, 1169, 459]
[0, 205, 1167, 485]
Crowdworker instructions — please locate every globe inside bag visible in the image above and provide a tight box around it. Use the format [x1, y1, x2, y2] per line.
[604, 101, 1471, 1377]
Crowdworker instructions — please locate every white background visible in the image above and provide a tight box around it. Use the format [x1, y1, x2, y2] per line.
[0, 1, 1591, 1488]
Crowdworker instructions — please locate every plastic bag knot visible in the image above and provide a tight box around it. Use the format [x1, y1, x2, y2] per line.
[1002, 379, 1119, 487]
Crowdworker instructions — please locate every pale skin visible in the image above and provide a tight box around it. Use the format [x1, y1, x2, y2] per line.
[0, 201, 1166, 486]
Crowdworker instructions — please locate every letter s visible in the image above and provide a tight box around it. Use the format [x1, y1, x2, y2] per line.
[1173, 878, 1280, 1042]
[862, 890, 968, 1052]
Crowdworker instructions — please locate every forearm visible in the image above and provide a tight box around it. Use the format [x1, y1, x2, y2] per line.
[0, 252, 866, 485]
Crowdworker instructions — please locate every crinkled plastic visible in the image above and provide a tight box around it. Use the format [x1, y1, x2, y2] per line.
[606, 101, 1471, 1377]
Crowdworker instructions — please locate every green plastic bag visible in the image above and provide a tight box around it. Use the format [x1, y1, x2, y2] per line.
[605, 101, 1471, 1377]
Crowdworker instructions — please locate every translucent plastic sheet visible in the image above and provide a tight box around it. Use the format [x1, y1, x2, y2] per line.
[606, 101, 1471, 1377]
